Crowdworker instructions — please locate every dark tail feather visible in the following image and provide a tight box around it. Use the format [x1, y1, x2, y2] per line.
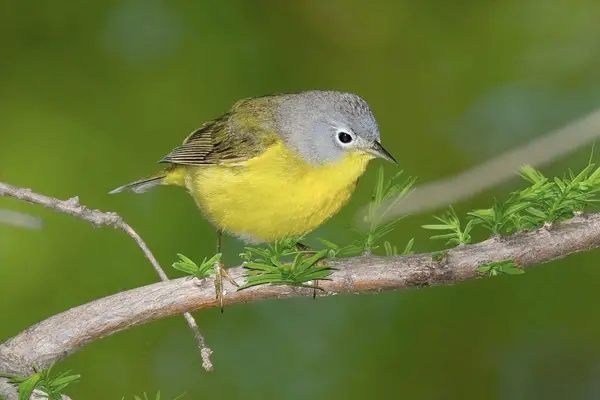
[108, 174, 166, 195]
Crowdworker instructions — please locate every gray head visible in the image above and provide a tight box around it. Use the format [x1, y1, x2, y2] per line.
[273, 90, 396, 165]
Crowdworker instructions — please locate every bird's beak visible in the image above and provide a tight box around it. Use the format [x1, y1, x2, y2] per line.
[366, 141, 398, 165]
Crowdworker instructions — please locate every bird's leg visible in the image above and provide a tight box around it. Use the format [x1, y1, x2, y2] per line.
[217, 230, 239, 286]
[294, 241, 324, 299]
[214, 229, 239, 312]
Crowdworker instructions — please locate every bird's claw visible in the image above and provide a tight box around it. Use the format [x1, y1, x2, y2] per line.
[214, 260, 239, 313]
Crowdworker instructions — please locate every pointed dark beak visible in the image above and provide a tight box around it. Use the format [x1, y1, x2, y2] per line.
[367, 141, 398, 165]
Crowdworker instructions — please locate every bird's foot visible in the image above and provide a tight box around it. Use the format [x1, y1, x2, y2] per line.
[214, 260, 239, 313]
[295, 242, 325, 299]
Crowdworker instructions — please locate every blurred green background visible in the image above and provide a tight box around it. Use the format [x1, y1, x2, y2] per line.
[2, 1, 600, 399]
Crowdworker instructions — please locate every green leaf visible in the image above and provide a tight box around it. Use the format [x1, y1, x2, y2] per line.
[572, 163, 595, 184]
[477, 264, 491, 273]
[269, 255, 285, 268]
[478, 260, 522, 277]
[244, 262, 279, 272]
[176, 253, 195, 265]
[18, 374, 41, 400]
[526, 207, 548, 219]
[504, 202, 531, 217]
[554, 177, 566, 192]
[172, 262, 198, 275]
[519, 165, 547, 184]
[463, 219, 475, 234]
[239, 276, 279, 290]
[203, 253, 222, 266]
[290, 252, 305, 271]
[587, 165, 600, 182]
[501, 265, 525, 275]
[383, 241, 395, 256]
[429, 233, 460, 240]
[172, 253, 199, 275]
[370, 220, 398, 241]
[316, 238, 339, 250]
[421, 224, 454, 230]
[48, 372, 80, 393]
[468, 208, 494, 219]
[402, 238, 415, 255]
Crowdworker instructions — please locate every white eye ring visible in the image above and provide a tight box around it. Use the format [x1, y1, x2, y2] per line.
[335, 129, 355, 146]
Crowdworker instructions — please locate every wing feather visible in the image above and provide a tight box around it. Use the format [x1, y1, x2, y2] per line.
[158, 112, 270, 166]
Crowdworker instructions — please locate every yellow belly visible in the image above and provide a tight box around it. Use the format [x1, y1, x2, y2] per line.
[179, 142, 372, 243]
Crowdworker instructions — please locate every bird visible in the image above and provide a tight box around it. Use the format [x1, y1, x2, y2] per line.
[109, 90, 397, 307]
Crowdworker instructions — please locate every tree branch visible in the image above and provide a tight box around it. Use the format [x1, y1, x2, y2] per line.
[2, 211, 600, 378]
[0, 182, 213, 373]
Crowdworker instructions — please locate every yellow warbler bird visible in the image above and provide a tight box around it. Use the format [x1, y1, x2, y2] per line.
[110, 90, 396, 304]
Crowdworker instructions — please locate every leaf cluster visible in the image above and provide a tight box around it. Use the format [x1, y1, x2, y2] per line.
[172, 253, 222, 279]
[1, 364, 79, 400]
[477, 260, 523, 277]
[359, 166, 417, 254]
[423, 161, 600, 246]
[239, 238, 332, 289]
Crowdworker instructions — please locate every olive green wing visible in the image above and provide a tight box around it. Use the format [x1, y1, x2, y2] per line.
[158, 112, 272, 166]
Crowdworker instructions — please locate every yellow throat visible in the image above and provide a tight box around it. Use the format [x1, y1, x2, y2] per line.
[165, 141, 373, 243]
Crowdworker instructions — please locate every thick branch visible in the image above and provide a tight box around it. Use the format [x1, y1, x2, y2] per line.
[2, 212, 600, 376]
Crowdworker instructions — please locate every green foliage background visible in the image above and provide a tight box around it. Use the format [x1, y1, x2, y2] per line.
[2, 1, 600, 399]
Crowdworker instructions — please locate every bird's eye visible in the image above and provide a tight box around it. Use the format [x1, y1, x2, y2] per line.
[337, 131, 353, 144]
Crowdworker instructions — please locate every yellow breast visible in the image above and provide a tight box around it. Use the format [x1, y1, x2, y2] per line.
[181, 141, 372, 243]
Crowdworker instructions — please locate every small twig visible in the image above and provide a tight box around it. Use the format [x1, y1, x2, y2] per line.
[0, 182, 213, 372]
[183, 313, 213, 371]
